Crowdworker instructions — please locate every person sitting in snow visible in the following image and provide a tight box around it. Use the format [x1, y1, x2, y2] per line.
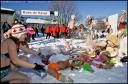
[0, 24, 46, 83]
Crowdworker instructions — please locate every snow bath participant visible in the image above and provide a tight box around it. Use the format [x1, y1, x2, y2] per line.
[118, 10, 127, 39]
[39, 41, 83, 83]
[103, 18, 112, 35]
[92, 34, 120, 64]
[43, 54, 85, 83]
[45, 25, 52, 39]
[0, 24, 46, 83]
[39, 50, 74, 83]
[60, 24, 67, 38]
[86, 15, 97, 45]
[68, 15, 76, 38]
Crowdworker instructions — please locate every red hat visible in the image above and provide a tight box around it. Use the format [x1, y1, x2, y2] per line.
[11, 24, 27, 38]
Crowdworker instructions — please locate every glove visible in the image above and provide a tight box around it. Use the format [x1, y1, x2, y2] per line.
[33, 63, 47, 77]
[34, 63, 46, 72]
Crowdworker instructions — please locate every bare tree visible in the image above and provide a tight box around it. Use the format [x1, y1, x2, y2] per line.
[48, 1, 82, 25]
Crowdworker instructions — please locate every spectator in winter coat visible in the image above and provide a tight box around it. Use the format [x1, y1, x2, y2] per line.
[2, 21, 11, 33]
[51, 25, 57, 38]
[45, 25, 52, 39]
[53, 24, 60, 38]
[60, 24, 67, 38]
[34, 27, 39, 37]
[12, 19, 18, 26]
[41, 25, 45, 36]
[55, 25, 60, 38]
[27, 26, 36, 40]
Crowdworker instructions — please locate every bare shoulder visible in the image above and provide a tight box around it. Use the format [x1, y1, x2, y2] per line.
[120, 15, 125, 18]
[4, 38, 16, 46]
[1, 38, 16, 52]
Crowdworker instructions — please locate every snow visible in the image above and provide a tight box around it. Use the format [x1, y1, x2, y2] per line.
[1, 7, 15, 11]
[17, 33, 127, 83]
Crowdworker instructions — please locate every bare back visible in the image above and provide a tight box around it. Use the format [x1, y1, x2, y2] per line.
[1, 39, 17, 68]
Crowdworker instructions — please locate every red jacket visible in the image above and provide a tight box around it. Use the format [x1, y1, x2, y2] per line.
[66, 27, 69, 33]
[52, 26, 57, 36]
[45, 26, 51, 33]
[60, 25, 66, 33]
[54, 25, 60, 33]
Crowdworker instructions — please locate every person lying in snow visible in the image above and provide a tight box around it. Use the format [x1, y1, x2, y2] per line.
[37, 40, 74, 83]
[0, 24, 46, 83]
[92, 34, 120, 64]
[40, 53, 91, 83]
[39, 46, 116, 83]
[38, 39, 116, 83]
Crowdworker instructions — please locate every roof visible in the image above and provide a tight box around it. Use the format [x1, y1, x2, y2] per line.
[1, 7, 15, 14]
[26, 18, 58, 24]
[1, 7, 15, 11]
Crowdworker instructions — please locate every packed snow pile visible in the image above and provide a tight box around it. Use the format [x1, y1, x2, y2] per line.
[18, 36, 127, 83]
[49, 54, 70, 63]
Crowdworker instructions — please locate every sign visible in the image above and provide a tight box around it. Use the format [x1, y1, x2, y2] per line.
[54, 11, 58, 16]
[21, 10, 50, 16]
[108, 14, 118, 35]
[50, 11, 58, 16]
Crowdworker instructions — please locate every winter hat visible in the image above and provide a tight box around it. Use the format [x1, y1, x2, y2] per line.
[27, 27, 35, 35]
[121, 10, 127, 14]
[71, 15, 76, 20]
[106, 34, 119, 46]
[86, 15, 92, 19]
[11, 24, 27, 38]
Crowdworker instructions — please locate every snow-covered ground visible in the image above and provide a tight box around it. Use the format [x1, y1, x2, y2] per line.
[18, 33, 127, 83]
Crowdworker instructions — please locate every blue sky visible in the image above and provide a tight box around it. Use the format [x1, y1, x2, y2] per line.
[1, 1, 127, 23]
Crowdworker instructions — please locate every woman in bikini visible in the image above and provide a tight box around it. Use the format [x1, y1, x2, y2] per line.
[1, 24, 46, 83]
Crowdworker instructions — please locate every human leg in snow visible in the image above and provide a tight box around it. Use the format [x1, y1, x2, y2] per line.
[11, 56, 29, 71]
[1, 70, 30, 83]
[46, 33, 48, 39]
[47, 61, 74, 83]
[48, 33, 51, 39]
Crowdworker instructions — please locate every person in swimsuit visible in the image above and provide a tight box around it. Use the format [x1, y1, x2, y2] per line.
[86, 15, 97, 45]
[93, 34, 119, 59]
[103, 18, 112, 34]
[118, 10, 127, 39]
[68, 15, 76, 38]
[1, 24, 46, 83]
